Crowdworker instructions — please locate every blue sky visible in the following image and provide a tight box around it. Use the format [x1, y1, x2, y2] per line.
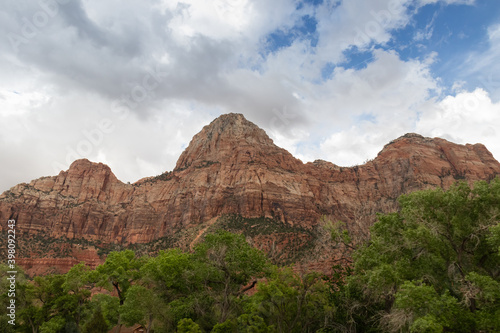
[1, 0, 500, 191]
[396, 1, 500, 92]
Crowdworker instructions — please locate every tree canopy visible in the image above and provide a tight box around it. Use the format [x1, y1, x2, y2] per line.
[351, 179, 500, 332]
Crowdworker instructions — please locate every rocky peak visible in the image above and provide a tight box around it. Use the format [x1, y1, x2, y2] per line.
[203, 113, 272, 143]
[65, 159, 115, 177]
[61, 159, 119, 188]
[401, 133, 425, 139]
[380, 133, 428, 150]
[175, 113, 287, 170]
[308, 159, 341, 171]
[48, 159, 122, 201]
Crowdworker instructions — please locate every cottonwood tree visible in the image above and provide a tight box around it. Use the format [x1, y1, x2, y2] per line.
[351, 179, 500, 332]
[193, 230, 270, 327]
[90, 250, 143, 333]
[62, 263, 92, 327]
[120, 285, 166, 333]
[249, 266, 333, 333]
[140, 248, 198, 330]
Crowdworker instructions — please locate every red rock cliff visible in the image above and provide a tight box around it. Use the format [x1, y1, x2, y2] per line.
[1, 114, 499, 273]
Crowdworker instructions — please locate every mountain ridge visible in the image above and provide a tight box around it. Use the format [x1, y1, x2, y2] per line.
[2, 113, 499, 274]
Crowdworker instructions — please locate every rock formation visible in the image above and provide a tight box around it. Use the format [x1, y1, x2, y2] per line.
[1, 113, 499, 274]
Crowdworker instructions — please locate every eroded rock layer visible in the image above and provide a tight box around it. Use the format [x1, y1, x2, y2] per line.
[1, 114, 499, 274]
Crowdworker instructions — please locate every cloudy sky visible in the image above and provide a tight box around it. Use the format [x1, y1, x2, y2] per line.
[1, 0, 500, 191]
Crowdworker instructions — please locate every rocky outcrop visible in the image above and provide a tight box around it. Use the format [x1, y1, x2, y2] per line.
[17, 249, 102, 276]
[1, 114, 499, 273]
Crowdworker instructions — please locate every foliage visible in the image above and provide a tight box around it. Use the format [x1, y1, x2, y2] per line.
[351, 179, 500, 332]
[389, 280, 464, 332]
[250, 266, 333, 333]
[140, 248, 199, 330]
[121, 285, 166, 332]
[213, 313, 276, 333]
[91, 250, 143, 305]
[193, 230, 270, 326]
[0, 316, 15, 333]
[322, 264, 383, 333]
[177, 318, 202, 333]
[39, 316, 65, 333]
[81, 305, 109, 333]
[87, 294, 120, 329]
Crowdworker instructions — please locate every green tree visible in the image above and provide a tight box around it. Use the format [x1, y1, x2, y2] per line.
[25, 263, 93, 332]
[250, 267, 332, 333]
[17, 284, 45, 333]
[212, 313, 276, 333]
[91, 250, 143, 333]
[82, 305, 109, 333]
[61, 263, 92, 328]
[141, 248, 199, 330]
[39, 316, 65, 333]
[26, 273, 68, 331]
[0, 316, 15, 333]
[235, 313, 276, 333]
[323, 264, 382, 333]
[193, 230, 270, 326]
[351, 179, 500, 332]
[141, 248, 194, 301]
[388, 280, 463, 332]
[82, 293, 120, 330]
[121, 285, 166, 333]
[177, 318, 202, 333]
[92, 250, 143, 305]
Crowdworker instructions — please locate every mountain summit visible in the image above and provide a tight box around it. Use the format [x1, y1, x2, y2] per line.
[175, 113, 301, 172]
[1, 113, 500, 274]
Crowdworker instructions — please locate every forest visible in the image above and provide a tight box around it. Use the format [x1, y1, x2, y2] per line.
[1, 178, 499, 333]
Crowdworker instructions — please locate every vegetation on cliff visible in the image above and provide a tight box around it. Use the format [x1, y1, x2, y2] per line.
[1, 178, 499, 332]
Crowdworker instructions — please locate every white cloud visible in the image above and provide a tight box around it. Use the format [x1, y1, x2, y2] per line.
[315, 88, 500, 167]
[0, 0, 496, 194]
[0, 89, 215, 190]
[315, 0, 410, 63]
[489, 24, 500, 41]
[459, 23, 500, 101]
[418, 0, 476, 5]
[267, 49, 440, 166]
[312, 49, 438, 127]
[320, 125, 389, 166]
[416, 88, 500, 161]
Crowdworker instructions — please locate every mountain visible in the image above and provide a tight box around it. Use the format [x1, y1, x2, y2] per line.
[1, 113, 499, 275]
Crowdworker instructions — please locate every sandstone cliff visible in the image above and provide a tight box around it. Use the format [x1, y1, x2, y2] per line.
[1, 113, 499, 274]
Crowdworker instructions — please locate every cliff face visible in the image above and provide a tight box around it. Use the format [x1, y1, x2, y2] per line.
[1, 114, 499, 274]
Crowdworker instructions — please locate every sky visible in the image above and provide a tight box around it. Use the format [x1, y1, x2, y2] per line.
[1, 0, 500, 192]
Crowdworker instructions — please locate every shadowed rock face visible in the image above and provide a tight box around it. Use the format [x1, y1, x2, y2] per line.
[2, 113, 500, 274]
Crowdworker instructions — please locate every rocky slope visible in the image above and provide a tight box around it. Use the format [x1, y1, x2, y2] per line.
[1, 113, 499, 274]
